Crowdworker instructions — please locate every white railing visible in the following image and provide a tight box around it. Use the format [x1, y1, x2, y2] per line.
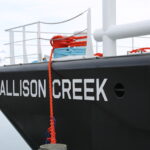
[5, 9, 93, 65]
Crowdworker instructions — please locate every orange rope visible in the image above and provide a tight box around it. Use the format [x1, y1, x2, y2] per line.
[50, 35, 87, 48]
[47, 35, 87, 143]
[47, 47, 56, 144]
[129, 47, 150, 53]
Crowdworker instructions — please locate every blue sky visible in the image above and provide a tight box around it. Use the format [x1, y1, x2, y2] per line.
[1, 0, 150, 149]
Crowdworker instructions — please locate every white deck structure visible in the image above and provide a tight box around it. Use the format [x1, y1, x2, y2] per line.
[94, 0, 150, 56]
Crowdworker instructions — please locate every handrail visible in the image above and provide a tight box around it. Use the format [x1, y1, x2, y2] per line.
[5, 9, 88, 31]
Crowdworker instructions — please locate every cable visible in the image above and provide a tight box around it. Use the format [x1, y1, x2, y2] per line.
[48, 29, 87, 42]
[40, 9, 88, 25]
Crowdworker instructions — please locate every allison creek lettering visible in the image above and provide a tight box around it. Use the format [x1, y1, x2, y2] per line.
[0, 79, 46, 98]
[53, 78, 108, 101]
[0, 78, 108, 101]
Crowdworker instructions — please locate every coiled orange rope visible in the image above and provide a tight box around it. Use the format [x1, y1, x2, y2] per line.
[50, 35, 87, 48]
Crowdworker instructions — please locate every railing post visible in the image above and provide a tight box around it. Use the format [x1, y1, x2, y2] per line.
[9, 30, 15, 64]
[23, 26, 28, 63]
[37, 22, 42, 62]
[86, 8, 93, 57]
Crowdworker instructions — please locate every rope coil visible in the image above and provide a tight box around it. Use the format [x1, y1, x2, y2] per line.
[40, 9, 88, 25]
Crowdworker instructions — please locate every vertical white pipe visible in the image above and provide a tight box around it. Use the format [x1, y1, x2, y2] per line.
[86, 8, 93, 57]
[23, 27, 28, 63]
[103, 0, 116, 56]
[96, 41, 98, 53]
[9, 30, 15, 64]
[132, 37, 134, 50]
[37, 22, 42, 62]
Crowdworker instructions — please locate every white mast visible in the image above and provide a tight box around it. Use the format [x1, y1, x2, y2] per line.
[94, 0, 150, 57]
[102, 0, 116, 56]
[86, 8, 93, 57]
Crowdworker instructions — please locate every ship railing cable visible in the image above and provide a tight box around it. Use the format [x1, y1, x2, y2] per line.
[40, 9, 88, 25]
[40, 29, 87, 41]
[5, 9, 88, 31]
[5, 9, 89, 65]
[4, 30, 87, 45]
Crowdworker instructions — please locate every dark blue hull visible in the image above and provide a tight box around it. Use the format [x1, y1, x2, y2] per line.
[0, 55, 150, 150]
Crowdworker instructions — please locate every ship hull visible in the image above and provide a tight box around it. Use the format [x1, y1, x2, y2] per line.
[0, 55, 150, 150]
